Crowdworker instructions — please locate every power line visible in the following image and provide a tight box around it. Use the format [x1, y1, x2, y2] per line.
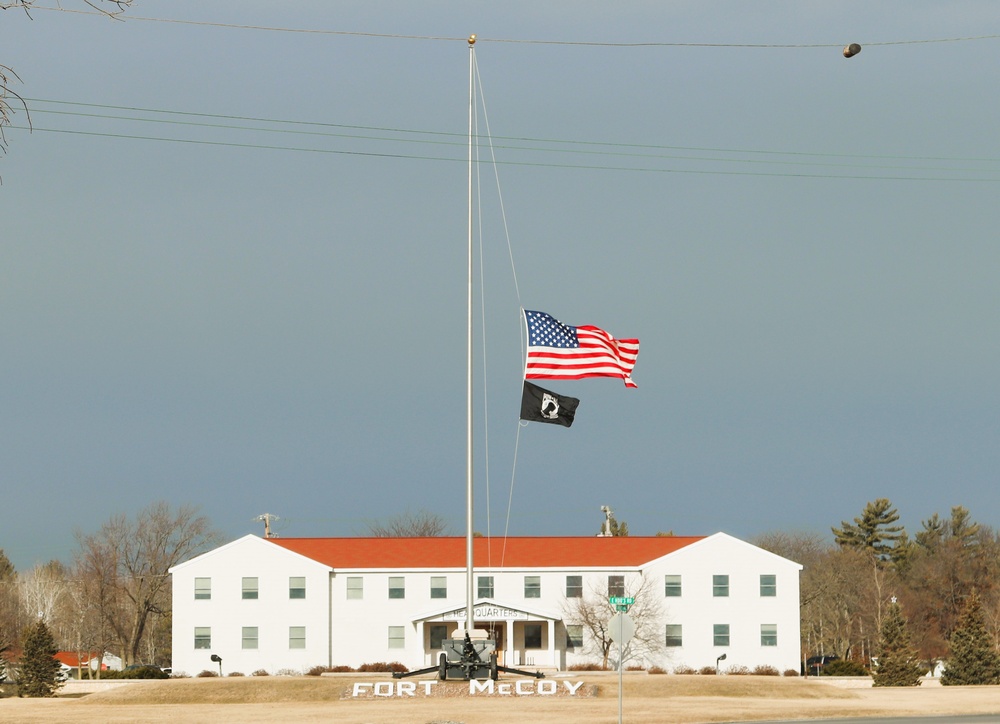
[15, 98, 1000, 181]
[25, 97, 1000, 165]
[10, 124, 1000, 182]
[28, 5, 1000, 49]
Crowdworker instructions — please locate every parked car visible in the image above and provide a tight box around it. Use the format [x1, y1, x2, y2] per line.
[803, 655, 839, 675]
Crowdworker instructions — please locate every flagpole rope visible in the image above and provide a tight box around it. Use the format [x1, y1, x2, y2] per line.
[473, 65, 494, 567]
[473, 56, 525, 570]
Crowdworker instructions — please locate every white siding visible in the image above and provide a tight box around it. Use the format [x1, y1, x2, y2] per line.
[170, 532, 801, 675]
[170, 536, 332, 677]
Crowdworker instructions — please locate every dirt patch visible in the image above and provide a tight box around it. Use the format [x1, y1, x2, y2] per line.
[0, 675, 997, 724]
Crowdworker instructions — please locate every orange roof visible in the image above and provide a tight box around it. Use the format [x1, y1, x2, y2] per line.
[55, 651, 91, 667]
[269, 536, 704, 569]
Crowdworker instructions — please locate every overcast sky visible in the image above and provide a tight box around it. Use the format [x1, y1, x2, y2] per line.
[3, 2, 1000, 570]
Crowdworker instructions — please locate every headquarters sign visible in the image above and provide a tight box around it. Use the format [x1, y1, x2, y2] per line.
[429, 604, 528, 621]
[350, 679, 587, 698]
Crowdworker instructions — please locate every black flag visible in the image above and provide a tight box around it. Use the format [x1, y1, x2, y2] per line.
[520, 381, 579, 427]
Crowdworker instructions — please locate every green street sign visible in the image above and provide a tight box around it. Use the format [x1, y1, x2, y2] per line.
[608, 596, 635, 605]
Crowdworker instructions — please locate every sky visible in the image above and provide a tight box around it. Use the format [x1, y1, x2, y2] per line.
[3, 2, 1000, 571]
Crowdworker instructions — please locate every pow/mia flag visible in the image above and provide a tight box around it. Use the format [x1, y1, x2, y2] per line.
[520, 381, 579, 428]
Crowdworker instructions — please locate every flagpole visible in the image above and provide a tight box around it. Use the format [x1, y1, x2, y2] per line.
[465, 32, 476, 633]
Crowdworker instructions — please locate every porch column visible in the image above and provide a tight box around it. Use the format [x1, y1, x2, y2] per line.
[506, 619, 515, 667]
[547, 619, 555, 669]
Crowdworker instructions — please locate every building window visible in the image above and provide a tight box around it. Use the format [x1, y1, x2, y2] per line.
[478, 576, 494, 598]
[242, 577, 258, 600]
[242, 626, 258, 650]
[713, 624, 730, 646]
[524, 623, 543, 649]
[346, 577, 363, 600]
[664, 575, 682, 597]
[389, 576, 405, 599]
[194, 627, 211, 649]
[760, 574, 777, 597]
[608, 575, 625, 598]
[289, 626, 306, 649]
[566, 624, 583, 649]
[566, 575, 583, 598]
[713, 575, 729, 597]
[429, 624, 448, 650]
[524, 576, 541, 599]
[761, 624, 778, 647]
[430, 576, 447, 599]
[289, 576, 306, 599]
[388, 626, 405, 649]
[665, 624, 683, 647]
[194, 577, 211, 600]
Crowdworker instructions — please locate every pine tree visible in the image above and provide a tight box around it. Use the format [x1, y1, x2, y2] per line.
[941, 590, 1000, 685]
[17, 620, 63, 697]
[872, 599, 923, 687]
[832, 498, 906, 562]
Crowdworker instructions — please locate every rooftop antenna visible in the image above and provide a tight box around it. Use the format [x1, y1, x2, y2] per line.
[599, 505, 614, 537]
[254, 513, 279, 539]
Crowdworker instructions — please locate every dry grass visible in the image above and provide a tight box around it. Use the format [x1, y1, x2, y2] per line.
[619, 675, 857, 699]
[0, 674, 998, 724]
[79, 675, 353, 704]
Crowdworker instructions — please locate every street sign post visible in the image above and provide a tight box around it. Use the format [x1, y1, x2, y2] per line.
[608, 596, 634, 612]
[608, 611, 635, 724]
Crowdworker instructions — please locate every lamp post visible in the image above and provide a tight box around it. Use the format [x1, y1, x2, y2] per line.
[716, 653, 727, 675]
[210, 653, 223, 677]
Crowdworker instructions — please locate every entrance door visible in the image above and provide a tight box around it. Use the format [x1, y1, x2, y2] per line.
[481, 621, 505, 665]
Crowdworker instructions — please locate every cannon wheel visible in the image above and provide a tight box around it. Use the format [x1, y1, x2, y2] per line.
[438, 652, 448, 681]
[490, 652, 499, 681]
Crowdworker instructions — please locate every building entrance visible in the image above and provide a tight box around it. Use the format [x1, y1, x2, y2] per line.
[479, 621, 506, 665]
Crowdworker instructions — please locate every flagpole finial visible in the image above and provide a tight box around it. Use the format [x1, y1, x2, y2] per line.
[468, 34, 477, 46]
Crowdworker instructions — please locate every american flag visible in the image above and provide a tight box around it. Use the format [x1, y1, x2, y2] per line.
[523, 309, 639, 388]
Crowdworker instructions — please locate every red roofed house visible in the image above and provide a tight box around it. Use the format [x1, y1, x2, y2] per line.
[169, 532, 801, 676]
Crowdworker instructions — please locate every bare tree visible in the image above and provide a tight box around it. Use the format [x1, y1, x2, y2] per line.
[18, 561, 67, 624]
[0, 0, 135, 153]
[562, 573, 663, 670]
[365, 509, 451, 537]
[75, 501, 219, 667]
[72, 534, 122, 677]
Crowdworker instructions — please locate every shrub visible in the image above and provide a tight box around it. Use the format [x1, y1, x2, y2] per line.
[123, 666, 169, 680]
[783, 669, 800, 677]
[752, 665, 780, 676]
[673, 665, 697, 675]
[275, 668, 300, 677]
[698, 666, 717, 675]
[822, 659, 869, 676]
[725, 665, 752, 676]
[568, 663, 608, 671]
[227, 672, 244, 677]
[647, 666, 667, 675]
[251, 669, 269, 677]
[357, 662, 408, 673]
[625, 665, 645, 671]
[307, 664, 355, 675]
[196, 670, 218, 678]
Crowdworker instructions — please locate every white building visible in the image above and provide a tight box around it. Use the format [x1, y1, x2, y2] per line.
[169, 533, 801, 676]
